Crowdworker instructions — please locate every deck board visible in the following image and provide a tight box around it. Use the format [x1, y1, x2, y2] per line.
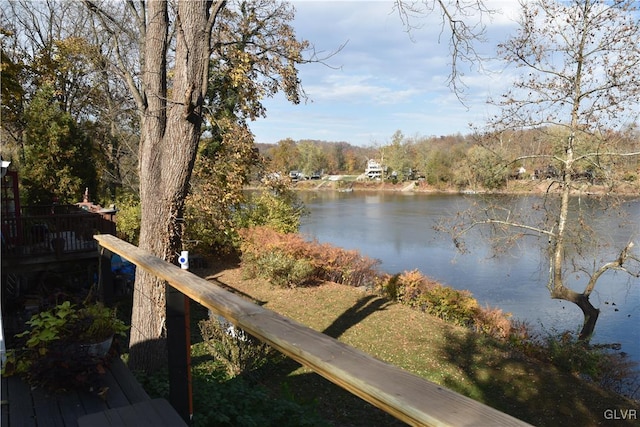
[1, 358, 182, 427]
[56, 392, 85, 427]
[31, 388, 64, 427]
[77, 399, 187, 427]
[6, 375, 37, 426]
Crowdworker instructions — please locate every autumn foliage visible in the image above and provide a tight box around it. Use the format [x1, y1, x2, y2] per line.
[379, 269, 513, 339]
[238, 226, 513, 339]
[239, 226, 380, 288]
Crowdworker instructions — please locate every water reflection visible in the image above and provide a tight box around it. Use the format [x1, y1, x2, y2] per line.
[299, 191, 640, 365]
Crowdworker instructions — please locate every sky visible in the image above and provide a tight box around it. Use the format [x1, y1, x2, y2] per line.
[249, 0, 523, 147]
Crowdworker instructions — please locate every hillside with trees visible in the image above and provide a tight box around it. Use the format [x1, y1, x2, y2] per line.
[257, 126, 638, 193]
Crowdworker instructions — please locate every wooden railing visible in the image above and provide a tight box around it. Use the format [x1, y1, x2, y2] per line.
[2, 207, 115, 259]
[95, 234, 532, 427]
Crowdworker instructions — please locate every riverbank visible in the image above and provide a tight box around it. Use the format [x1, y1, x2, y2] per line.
[287, 174, 640, 196]
[202, 258, 639, 426]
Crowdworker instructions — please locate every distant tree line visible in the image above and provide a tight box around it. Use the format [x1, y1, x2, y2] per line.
[259, 126, 639, 190]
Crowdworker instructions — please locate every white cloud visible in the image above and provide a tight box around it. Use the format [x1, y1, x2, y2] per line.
[250, 1, 523, 145]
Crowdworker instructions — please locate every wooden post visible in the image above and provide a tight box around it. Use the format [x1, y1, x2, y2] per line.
[98, 247, 114, 303]
[166, 284, 192, 424]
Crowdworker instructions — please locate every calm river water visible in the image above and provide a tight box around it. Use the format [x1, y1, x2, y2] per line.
[298, 191, 640, 365]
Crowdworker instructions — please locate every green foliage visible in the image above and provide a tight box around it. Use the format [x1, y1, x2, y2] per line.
[21, 83, 98, 204]
[135, 340, 329, 426]
[297, 140, 327, 176]
[79, 303, 129, 342]
[466, 145, 507, 190]
[6, 300, 128, 390]
[198, 317, 272, 378]
[379, 270, 513, 339]
[114, 192, 141, 245]
[187, 162, 306, 253]
[237, 188, 306, 236]
[14, 301, 127, 353]
[244, 250, 316, 288]
[268, 138, 300, 173]
[417, 286, 479, 327]
[132, 365, 171, 399]
[192, 376, 330, 427]
[0, 50, 25, 149]
[510, 330, 640, 395]
[239, 226, 380, 288]
[16, 301, 77, 352]
[185, 120, 260, 253]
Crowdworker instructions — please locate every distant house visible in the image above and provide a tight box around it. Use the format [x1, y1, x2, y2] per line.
[289, 170, 303, 181]
[365, 159, 384, 179]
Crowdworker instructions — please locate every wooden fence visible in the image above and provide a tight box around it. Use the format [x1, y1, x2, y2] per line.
[95, 234, 531, 427]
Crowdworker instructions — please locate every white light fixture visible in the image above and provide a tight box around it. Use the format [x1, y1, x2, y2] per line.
[1, 159, 10, 178]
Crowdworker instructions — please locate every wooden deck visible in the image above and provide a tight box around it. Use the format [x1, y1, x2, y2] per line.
[1, 357, 186, 427]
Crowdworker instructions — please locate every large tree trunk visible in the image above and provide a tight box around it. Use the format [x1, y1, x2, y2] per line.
[128, 0, 216, 371]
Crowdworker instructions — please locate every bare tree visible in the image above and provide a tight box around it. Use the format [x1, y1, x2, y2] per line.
[394, 0, 494, 99]
[453, 0, 640, 342]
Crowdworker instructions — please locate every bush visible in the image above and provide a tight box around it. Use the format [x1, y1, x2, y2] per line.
[115, 192, 141, 245]
[239, 226, 380, 288]
[474, 305, 513, 339]
[242, 250, 315, 288]
[198, 317, 272, 378]
[505, 329, 639, 397]
[379, 270, 513, 338]
[417, 286, 478, 327]
[236, 186, 307, 235]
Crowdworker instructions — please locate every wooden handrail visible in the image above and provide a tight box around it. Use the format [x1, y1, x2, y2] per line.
[95, 234, 531, 427]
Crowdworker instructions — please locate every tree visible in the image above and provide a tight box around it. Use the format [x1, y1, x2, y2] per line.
[453, 0, 640, 342]
[186, 0, 310, 253]
[81, 0, 227, 370]
[85, 0, 311, 370]
[0, 46, 26, 160]
[297, 140, 327, 176]
[394, 0, 493, 98]
[268, 138, 300, 173]
[21, 83, 97, 204]
[0, 0, 132, 202]
[384, 130, 411, 181]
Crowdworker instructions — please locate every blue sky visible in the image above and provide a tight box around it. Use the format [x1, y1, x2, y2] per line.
[249, 1, 523, 146]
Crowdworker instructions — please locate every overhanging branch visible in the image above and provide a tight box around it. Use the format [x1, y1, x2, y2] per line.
[583, 241, 638, 296]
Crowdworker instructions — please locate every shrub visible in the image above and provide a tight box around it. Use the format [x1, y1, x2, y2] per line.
[418, 286, 478, 327]
[244, 250, 315, 288]
[115, 192, 141, 245]
[379, 270, 513, 338]
[239, 226, 380, 288]
[199, 317, 272, 378]
[308, 243, 380, 288]
[236, 186, 307, 235]
[504, 328, 640, 397]
[474, 305, 513, 339]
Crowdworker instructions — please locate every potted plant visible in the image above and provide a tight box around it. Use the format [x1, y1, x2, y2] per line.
[4, 300, 128, 390]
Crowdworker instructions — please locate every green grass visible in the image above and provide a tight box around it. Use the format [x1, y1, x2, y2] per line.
[202, 267, 639, 427]
[127, 259, 638, 426]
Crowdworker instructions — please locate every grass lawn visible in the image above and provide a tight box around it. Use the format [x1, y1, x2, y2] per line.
[188, 261, 639, 427]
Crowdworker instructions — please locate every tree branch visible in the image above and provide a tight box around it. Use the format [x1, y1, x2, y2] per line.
[584, 241, 638, 296]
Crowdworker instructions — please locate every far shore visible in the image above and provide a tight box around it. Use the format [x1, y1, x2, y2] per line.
[252, 174, 640, 197]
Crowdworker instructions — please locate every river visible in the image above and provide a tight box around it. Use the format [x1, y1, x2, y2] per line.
[298, 191, 640, 366]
